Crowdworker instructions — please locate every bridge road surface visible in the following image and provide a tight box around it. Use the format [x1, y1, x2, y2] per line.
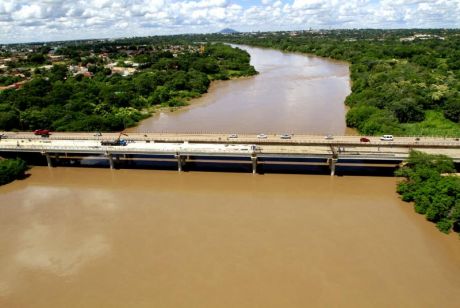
[1, 132, 460, 163]
[1, 131, 460, 146]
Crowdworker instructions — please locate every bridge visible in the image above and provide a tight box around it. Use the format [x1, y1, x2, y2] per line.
[1, 132, 459, 175]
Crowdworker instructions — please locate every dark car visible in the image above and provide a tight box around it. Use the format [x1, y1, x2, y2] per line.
[360, 137, 370, 143]
[34, 129, 50, 136]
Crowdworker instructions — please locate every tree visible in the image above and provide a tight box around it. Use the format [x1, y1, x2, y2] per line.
[443, 95, 460, 123]
[396, 151, 460, 234]
[0, 158, 28, 186]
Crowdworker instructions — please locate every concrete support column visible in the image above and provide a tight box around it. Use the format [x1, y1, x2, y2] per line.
[328, 158, 338, 176]
[251, 155, 258, 174]
[107, 154, 115, 169]
[176, 154, 186, 172]
[45, 153, 52, 168]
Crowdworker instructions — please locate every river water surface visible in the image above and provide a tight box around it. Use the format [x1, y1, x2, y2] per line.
[1, 168, 460, 307]
[1, 46, 460, 307]
[131, 45, 350, 134]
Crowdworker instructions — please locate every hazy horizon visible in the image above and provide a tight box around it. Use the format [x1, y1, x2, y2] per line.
[1, 0, 459, 44]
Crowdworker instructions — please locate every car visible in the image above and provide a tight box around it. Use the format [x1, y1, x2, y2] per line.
[324, 134, 334, 140]
[257, 134, 268, 139]
[380, 135, 394, 141]
[280, 134, 292, 139]
[94, 132, 102, 137]
[228, 134, 238, 139]
[360, 137, 370, 143]
[34, 129, 50, 136]
[415, 137, 420, 142]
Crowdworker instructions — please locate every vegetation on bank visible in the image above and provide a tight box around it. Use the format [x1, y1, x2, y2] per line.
[396, 151, 460, 234]
[209, 29, 460, 137]
[0, 43, 256, 131]
[0, 158, 28, 186]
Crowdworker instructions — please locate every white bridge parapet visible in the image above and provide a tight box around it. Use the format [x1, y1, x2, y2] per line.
[1, 132, 460, 175]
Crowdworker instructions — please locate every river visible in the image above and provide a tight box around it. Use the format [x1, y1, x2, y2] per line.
[1, 46, 460, 307]
[130, 45, 351, 134]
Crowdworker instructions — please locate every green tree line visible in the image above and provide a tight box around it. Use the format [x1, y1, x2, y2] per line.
[396, 151, 460, 234]
[208, 29, 460, 136]
[0, 158, 28, 186]
[0, 43, 256, 131]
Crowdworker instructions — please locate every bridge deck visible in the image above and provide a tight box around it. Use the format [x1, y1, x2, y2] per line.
[1, 133, 459, 174]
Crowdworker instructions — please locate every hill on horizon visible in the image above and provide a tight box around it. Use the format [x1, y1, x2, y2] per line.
[219, 28, 238, 34]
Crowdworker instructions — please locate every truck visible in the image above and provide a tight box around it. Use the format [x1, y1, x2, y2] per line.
[100, 132, 128, 146]
[101, 139, 127, 146]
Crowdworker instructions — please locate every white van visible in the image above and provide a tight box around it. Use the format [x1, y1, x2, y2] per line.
[380, 135, 394, 141]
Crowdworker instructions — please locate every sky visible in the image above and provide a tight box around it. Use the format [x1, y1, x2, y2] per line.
[1, 0, 459, 43]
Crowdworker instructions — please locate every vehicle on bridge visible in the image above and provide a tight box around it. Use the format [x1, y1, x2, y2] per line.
[101, 139, 127, 146]
[101, 132, 128, 146]
[380, 135, 394, 141]
[228, 134, 238, 139]
[34, 129, 50, 136]
[280, 134, 292, 139]
[257, 134, 268, 139]
[360, 137, 370, 143]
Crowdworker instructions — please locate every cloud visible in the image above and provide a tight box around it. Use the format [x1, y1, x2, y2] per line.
[1, 0, 459, 43]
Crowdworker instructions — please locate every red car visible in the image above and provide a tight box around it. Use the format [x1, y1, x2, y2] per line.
[360, 137, 370, 142]
[34, 129, 50, 136]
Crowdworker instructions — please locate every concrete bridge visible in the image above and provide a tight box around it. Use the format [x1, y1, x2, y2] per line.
[1, 132, 459, 175]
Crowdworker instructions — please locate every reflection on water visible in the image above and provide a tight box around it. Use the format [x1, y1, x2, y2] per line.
[1, 167, 460, 307]
[130, 45, 351, 134]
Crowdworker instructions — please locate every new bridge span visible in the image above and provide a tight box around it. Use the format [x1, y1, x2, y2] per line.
[1, 132, 459, 175]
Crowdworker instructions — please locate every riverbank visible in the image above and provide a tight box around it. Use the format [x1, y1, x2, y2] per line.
[216, 32, 460, 137]
[128, 45, 351, 134]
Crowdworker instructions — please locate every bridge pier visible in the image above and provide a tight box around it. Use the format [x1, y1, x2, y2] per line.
[328, 158, 338, 176]
[45, 153, 52, 168]
[176, 154, 186, 172]
[251, 155, 258, 174]
[107, 154, 115, 169]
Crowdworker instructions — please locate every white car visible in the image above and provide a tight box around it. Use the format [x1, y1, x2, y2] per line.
[257, 134, 268, 139]
[228, 134, 238, 139]
[380, 135, 394, 141]
[280, 134, 292, 139]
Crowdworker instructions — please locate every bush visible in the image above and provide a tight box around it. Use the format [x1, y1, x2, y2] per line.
[396, 151, 460, 234]
[0, 158, 28, 185]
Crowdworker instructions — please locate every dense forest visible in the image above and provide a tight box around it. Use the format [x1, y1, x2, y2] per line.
[396, 151, 460, 234]
[0, 158, 28, 186]
[208, 29, 460, 136]
[0, 43, 256, 131]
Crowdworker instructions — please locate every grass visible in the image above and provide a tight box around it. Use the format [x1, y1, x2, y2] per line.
[401, 110, 460, 137]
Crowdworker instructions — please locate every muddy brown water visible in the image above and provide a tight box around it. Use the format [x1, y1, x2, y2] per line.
[130, 45, 351, 134]
[1, 167, 460, 307]
[1, 46, 460, 307]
